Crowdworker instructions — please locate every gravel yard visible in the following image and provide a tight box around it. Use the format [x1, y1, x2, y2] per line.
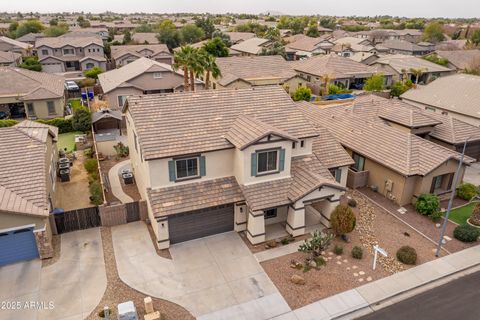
[359, 187, 476, 253]
[261, 191, 442, 309]
[86, 227, 194, 320]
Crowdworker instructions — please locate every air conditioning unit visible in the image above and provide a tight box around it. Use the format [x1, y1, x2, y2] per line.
[385, 179, 394, 192]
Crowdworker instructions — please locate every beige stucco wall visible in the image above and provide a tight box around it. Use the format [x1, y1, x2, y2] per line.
[25, 98, 64, 120]
[214, 76, 303, 95]
[45, 134, 58, 211]
[96, 140, 118, 156]
[128, 72, 184, 92]
[105, 87, 143, 110]
[0, 212, 48, 231]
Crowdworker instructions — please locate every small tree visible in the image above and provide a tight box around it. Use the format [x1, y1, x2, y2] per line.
[19, 56, 42, 72]
[423, 22, 445, 43]
[71, 106, 92, 132]
[390, 81, 408, 97]
[330, 204, 356, 236]
[415, 193, 440, 217]
[123, 29, 132, 44]
[363, 74, 385, 92]
[469, 203, 480, 226]
[306, 24, 319, 37]
[202, 37, 229, 57]
[292, 86, 312, 102]
[298, 231, 334, 258]
[457, 182, 479, 200]
[471, 30, 480, 46]
[83, 67, 103, 79]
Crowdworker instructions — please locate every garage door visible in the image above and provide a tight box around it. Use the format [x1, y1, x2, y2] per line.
[41, 63, 63, 73]
[169, 204, 234, 244]
[0, 227, 39, 266]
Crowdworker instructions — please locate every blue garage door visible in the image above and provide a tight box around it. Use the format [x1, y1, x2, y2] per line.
[0, 227, 39, 266]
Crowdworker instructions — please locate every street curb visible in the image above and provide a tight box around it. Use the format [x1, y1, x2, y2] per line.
[331, 260, 480, 319]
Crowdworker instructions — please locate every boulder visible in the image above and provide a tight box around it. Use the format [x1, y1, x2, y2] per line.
[291, 274, 306, 285]
[266, 240, 278, 248]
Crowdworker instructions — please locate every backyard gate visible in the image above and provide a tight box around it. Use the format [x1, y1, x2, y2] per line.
[125, 201, 140, 223]
[54, 207, 101, 234]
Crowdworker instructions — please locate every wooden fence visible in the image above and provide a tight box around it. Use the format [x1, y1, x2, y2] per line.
[54, 207, 101, 234]
[98, 200, 147, 227]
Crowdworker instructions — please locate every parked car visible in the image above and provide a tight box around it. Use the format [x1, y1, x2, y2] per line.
[64, 80, 80, 91]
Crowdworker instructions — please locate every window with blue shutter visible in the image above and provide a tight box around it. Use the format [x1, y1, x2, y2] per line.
[251, 153, 257, 176]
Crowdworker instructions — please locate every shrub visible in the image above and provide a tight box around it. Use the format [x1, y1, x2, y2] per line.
[470, 203, 480, 226]
[330, 204, 356, 235]
[83, 66, 104, 79]
[292, 86, 312, 102]
[328, 84, 352, 95]
[71, 106, 92, 132]
[84, 148, 93, 158]
[0, 119, 19, 127]
[334, 244, 343, 255]
[430, 210, 443, 222]
[114, 142, 129, 157]
[298, 230, 334, 259]
[347, 198, 357, 208]
[457, 183, 479, 201]
[89, 179, 103, 205]
[36, 118, 73, 133]
[396, 246, 417, 265]
[351, 246, 363, 259]
[415, 193, 440, 217]
[453, 224, 480, 243]
[363, 73, 385, 92]
[84, 158, 98, 174]
[78, 78, 96, 88]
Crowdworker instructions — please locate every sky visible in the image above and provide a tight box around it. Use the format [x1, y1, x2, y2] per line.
[3, 0, 480, 18]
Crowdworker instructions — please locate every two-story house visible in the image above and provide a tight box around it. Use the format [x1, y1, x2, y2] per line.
[36, 35, 107, 73]
[123, 86, 353, 248]
[0, 121, 58, 265]
[111, 44, 173, 68]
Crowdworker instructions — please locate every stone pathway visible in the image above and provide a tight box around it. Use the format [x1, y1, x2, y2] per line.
[108, 159, 133, 203]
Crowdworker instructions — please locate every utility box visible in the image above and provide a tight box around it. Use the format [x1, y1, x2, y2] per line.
[118, 301, 138, 320]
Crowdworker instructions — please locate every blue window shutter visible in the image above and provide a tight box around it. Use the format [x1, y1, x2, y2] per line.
[279, 149, 285, 172]
[168, 160, 176, 181]
[199, 156, 206, 176]
[251, 153, 257, 176]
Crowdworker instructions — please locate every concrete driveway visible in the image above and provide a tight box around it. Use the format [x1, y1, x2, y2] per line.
[0, 228, 107, 320]
[112, 221, 291, 319]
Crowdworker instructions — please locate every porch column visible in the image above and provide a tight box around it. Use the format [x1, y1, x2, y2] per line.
[234, 202, 247, 232]
[156, 217, 170, 249]
[246, 210, 265, 244]
[314, 198, 340, 228]
[286, 205, 305, 237]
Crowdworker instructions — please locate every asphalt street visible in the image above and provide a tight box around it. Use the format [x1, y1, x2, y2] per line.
[356, 271, 480, 320]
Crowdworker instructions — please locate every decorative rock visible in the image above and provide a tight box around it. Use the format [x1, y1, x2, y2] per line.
[353, 272, 359, 277]
[290, 259, 303, 269]
[308, 260, 317, 268]
[443, 236, 452, 241]
[336, 261, 342, 265]
[291, 274, 306, 285]
[336, 256, 341, 259]
[436, 223, 441, 228]
[266, 240, 277, 248]
[359, 271, 365, 275]
[352, 265, 358, 269]
[366, 276, 373, 282]
[328, 252, 334, 256]
[343, 259, 348, 263]
[358, 278, 364, 282]
[346, 267, 350, 270]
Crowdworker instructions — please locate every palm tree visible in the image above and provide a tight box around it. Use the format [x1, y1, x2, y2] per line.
[200, 52, 221, 89]
[409, 68, 426, 85]
[187, 49, 204, 92]
[173, 46, 194, 91]
[320, 73, 335, 96]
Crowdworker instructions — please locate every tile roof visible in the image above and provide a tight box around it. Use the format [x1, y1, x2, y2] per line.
[98, 57, 181, 93]
[0, 121, 56, 216]
[36, 35, 103, 48]
[225, 32, 255, 43]
[230, 37, 270, 55]
[132, 32, 160, 44]
[286, 35, 333, 52]
[371, 54, 453, 74]
[0, 36, 32, 50]
[435, 50, 480, 70]
[216, 55, 297, 86]
[378, 108, 442, 128]
[291, 53, 382, 78]
[0, 51, 21, 63]
[147, 177, 244, 217]
[224, 115, 298, 150]
[401, 74, 480, 120]
[380, 39, 429, 52]
[126, 86, 319, 160]
[92, 109, 123, 123]
[0, 67, 65, 100]
[297, 97, 475, 177]
[241, 178, 292, 211]
[111, 44, 171, 60]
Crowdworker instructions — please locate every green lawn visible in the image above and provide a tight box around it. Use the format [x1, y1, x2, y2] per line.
[68, 99, 83, 111]
[58, 131, 83, 152]
[445, 203, 475, 225]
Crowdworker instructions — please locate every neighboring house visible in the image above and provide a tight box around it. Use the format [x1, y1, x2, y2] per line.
[123, 86, 353, 248]
[68, 28, 109, 40]
[348, 52, 380, 65]
[354, 29, 423, 44]
[285, 35, 335, 60]
[370, 54, 454, 83]
[0, 67, 65, 119]
[230, 37, 272, 56]
[332, 37, 376, 57]
[0, 51, 22, 66]
[401, 74, 480, 127]
[353, 94, 480, 160]
[0, 120, 58, 265]
[379, 39, 434, 56]
[92, 109, 126, 157]
[224, 32, 255, 44]
[132, 32, 160, 44]
[434, 50, 480, 72]
[16, 32, 45, 45]
[111, 44, 172, 67]
[291, 53, 393, 93]
[0, 36, 33, 56]
[213, 55, 303, 94]
[36, 35, 106, 73]
[435, 40, 467, 51]
[98, 57, 202, 109]
[297, 98, 475, 206]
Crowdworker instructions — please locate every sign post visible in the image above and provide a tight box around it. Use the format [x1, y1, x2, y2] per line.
[373, 245, 387, 270]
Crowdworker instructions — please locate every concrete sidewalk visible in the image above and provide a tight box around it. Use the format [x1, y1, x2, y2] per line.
[254, 241, 302, 263]
[108, 159, 133, 203]
[272, 244, 480, 320]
